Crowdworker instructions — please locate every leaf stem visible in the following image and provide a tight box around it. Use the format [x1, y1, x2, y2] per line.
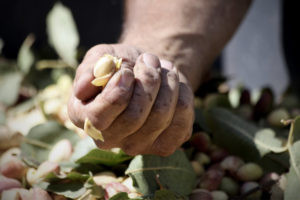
[22, 137, 52, 149]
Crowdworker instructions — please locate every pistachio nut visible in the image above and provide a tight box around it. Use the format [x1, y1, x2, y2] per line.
[91, 54, 122, 87]
[84, 118, 104, 142]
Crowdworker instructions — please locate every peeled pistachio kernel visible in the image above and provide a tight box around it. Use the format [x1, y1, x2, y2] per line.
[91, 54, 122, 87]
[84, 118, 104, 142]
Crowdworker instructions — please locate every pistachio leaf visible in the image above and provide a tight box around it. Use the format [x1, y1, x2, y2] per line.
[0, 71, 23, 106]
[205, 108, 288, 171]
[71, 137, 132, 166]
[292, 116, 300, 142]
[17, 34, 35, 75]
[109, 192, 141, 200]
[20, 121, 80, 163]
[153, 189, 183, 200]
[45, 171, 90, 183]
[47, 2, 79, 67]
[205, 107, 260, 160]
[37, 181, 87, 199]
[76, 148, 132, 167]
[125, 150, 196, 197]
[284, 141, 300, 200]
[254, 129, 286, 156]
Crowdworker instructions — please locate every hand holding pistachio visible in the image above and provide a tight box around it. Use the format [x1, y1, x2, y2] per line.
[68, 44, 194, 156]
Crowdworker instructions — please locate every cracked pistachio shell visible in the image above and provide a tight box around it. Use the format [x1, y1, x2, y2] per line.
[84, 118, 104, 142]
[92, 54, 122, 87]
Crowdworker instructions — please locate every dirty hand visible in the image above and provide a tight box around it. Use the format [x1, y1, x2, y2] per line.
[68, 44, 194, 156]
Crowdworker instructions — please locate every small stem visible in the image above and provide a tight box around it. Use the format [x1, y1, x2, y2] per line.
[155, 174, 164, 190]
[22, 137, 52, 149]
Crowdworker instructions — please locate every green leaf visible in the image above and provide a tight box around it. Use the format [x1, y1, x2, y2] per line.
[285, 141, 300, 200]
[76, 148, 132, 167]
[45, 171, 90, 183]
[194, 108, 210, 132]
[71, 137, 97, 161]
[203, 94, 231, 110]
[38, 181, 86, 199]
[254, 129, 286, 156]
[292, 116, 300, 142]
[153, 190, 183, 200]
[17, 34, 35, 75]
[21, 121, 80, 162]
[205, 107, 260, 160]
[109, 192, 131, 200]
[72, 137, 132, 166]
[47, 2, 79, 67]
[0, 71, 23, 106]
[205, 108, 288, 171]
[125, 150, 196, 197]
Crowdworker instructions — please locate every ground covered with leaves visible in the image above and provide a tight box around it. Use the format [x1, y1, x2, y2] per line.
[0, 2, 300, 200]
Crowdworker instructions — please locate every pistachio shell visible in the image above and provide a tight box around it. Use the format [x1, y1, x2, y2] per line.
[48, 139, 73, 163]
[93, 171, 118, 187]
[91, 54, 122, 87]
[91, 72, 113, 87]
[93, 55, 116, 78]
[84, 118, 104, 142]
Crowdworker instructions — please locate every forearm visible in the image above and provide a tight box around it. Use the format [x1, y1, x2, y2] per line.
[120, 0, 252, 91]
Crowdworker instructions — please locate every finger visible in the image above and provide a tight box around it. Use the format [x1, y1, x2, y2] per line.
[120, 60, 180, 155]
[148, 83, 194, 156]
[85, 67, 135, 131]
[98, 53, 162, 147]
[74, 44, 140, 101]
[67, 92, 89, 128]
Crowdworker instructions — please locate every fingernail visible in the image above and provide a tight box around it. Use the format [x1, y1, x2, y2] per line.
[118, 69, 134, 90]
[160, 59, 173, 70]
[143, 53, 160, 68]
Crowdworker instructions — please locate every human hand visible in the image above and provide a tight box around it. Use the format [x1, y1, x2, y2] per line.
[68, 44, 194, 156]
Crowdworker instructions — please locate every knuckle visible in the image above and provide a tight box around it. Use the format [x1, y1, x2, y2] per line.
[156, 146, 175, 157]
[124, 110, 143, 124]
[152, 101, 170, 116]
[176, 85, 194, 112]
[121, 141, 140, 156]
[142, 70, 161, 86]
[152, 140, 176, 157]
[94, 140, 115, 150]
[67, 101, 83, 128]
[103, 88, 130, 107]
[176, 96, 192, 112]
[183, 128, 193, 142]
[85, 44, 111, 58]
